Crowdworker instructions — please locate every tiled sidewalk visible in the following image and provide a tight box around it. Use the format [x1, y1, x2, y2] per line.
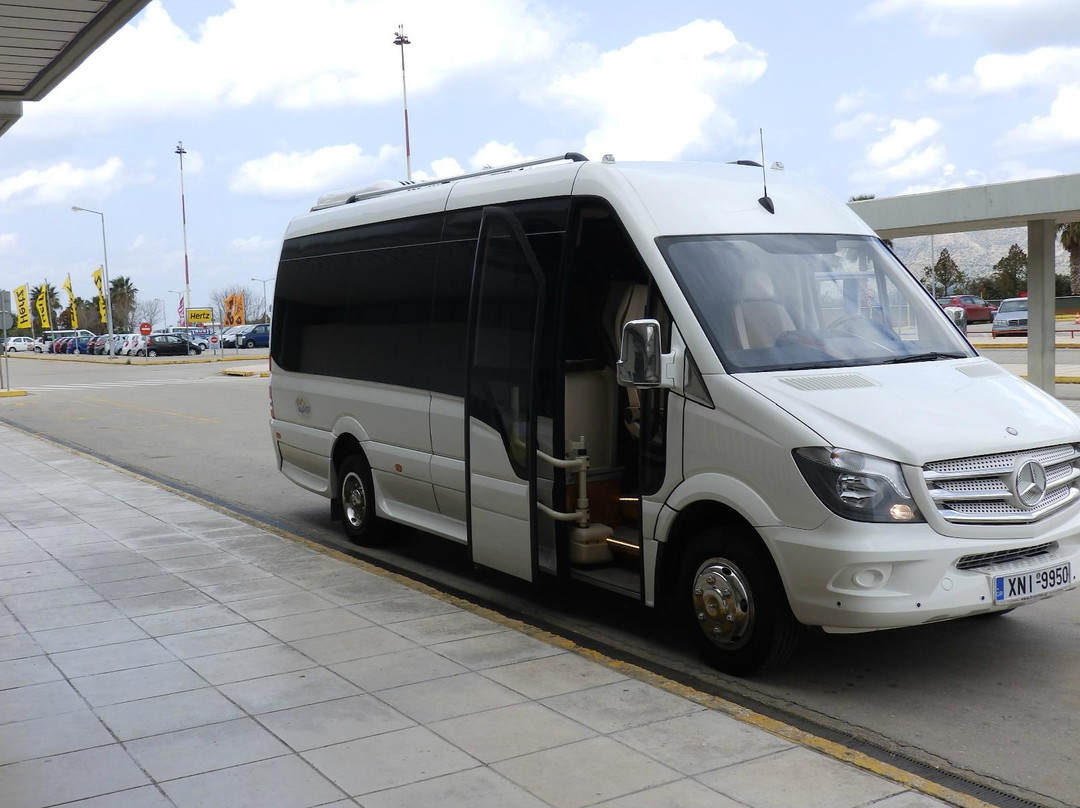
[0, 426, 953, 808]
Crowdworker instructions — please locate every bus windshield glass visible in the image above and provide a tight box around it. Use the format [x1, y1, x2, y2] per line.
[659, 233, 974, 373]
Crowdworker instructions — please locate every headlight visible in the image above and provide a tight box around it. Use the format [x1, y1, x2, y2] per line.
[793, 447, 924, 523]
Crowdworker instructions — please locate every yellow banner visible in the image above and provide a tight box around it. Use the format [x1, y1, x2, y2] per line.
[62, 274, 77, 329]
[35, 282, 51, 330]
[224, 293, 246, 326]
[91, 267, 106, 324]
[14, 284, 31, 329]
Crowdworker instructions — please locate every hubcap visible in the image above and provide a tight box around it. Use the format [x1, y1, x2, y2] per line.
[691, 558, 754, 650]
[342, 471, 367, 530]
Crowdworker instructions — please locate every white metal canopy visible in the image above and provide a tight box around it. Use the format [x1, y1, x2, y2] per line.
[849, 175, 1080, 393]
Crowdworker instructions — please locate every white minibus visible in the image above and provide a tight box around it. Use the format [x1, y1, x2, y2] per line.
[269, 154, 1079, 674]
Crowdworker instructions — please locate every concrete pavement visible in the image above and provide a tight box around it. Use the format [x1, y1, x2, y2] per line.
[0, 423, 972, 808]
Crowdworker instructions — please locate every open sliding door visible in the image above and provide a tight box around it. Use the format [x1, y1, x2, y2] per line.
[465, 207, 546, 582]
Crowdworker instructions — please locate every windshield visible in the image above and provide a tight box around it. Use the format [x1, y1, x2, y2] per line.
[659, 234, 975, 373]
[997, 299, 1026, 313]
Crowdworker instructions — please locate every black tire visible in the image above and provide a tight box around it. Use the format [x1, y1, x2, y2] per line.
[188, 347, 197, 355]
[244, 339, 255, 349]
[147, 349, 157, 357]
[337, 454, 387, 545]
[678, 528, 798, 676]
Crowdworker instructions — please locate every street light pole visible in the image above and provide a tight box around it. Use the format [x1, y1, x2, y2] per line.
[71, 206, 115, 357]
[168, 290, 183, 328]
[393, 25, 412, 181]
[250, 276, 275, 322]
[176, 141, 192, 326]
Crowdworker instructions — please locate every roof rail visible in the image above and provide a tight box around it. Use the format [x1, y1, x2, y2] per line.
[311, 152, 589, 211]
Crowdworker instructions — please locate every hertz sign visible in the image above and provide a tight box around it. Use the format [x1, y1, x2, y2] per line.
[187, 308, 213, 324]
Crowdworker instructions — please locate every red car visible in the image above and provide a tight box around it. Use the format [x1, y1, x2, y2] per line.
[936, 295, 997, 324]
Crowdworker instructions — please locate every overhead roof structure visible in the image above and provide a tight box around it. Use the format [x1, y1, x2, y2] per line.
[0, 0, 151, 138]
[849, 175, 1080, 393]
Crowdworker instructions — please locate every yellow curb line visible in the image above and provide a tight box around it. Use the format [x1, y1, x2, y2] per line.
[0, 422, 998, 808]
[219, 369, 270, 377]
[0, 390, 27, 397]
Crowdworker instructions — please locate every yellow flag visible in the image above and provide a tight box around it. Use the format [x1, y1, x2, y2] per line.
[62, 274, 78, 329]
[234, 292, 246, 325]
[224, 293, 246, 326]
[14, 284, 31, 329]
[91, 267, 106, 324]
[35, 282, 51, 330]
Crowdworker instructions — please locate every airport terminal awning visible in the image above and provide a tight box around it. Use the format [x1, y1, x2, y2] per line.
[850, 175, 1080, 393]
[0, 0, 151, 138]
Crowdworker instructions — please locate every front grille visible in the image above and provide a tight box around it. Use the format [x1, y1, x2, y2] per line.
[923, 444, 1080, 524]
[956, 543, 1054, 570]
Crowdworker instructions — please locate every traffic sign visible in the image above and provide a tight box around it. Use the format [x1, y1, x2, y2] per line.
[210, 335, 219, 344]
[139, 322, 152, 336]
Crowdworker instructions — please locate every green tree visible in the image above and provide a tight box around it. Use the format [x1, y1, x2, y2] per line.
[990, 243, 1027, 299]
[109, 276, 138, 332]
[921, 248, 966, 297]
[1060, 223, 1080, 294]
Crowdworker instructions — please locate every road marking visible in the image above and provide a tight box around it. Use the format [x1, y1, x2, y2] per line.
[20, 377, 228, 392]
[80, 395, 222, 423]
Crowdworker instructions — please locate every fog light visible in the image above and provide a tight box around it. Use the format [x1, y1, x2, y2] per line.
[889, 504, 916, 521]
[852, 568, 886, 589]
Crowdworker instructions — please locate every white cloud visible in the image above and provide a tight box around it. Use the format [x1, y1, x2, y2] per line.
[0, 233, 17, 253]
[0, 158, 126, 207]
[428, 158, 465, 179]
[469, 142, 531, 170]
[228, 236, 275, 253]
[534, 19, 767, 161]
[20, 0, 572, 137]
[929, 46, 1080, 94]
[866, 118, 940, 166]
[862, 0, 1074, 48]
[850, 118, 947, 186]
[834, 88, 876, 115]
[229, 143, 398, 197]
[1001, 84, 1080, 148]
[832, 112, 884, 140]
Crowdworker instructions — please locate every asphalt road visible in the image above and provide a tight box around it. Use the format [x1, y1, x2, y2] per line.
[1, 353, 1077, 808]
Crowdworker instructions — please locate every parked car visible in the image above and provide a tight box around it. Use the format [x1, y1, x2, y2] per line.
[137, 334, 203, 357]
[936, 295, 997, 324]
[991, 297, 1028, 337]
[51, 337, 71, 354]
[160, 326, 211, 350]
[66, 336, 92, 354]
[3, 336, 35, 352]
[225, 323, 270, 349]
[123, 335, 147, 356]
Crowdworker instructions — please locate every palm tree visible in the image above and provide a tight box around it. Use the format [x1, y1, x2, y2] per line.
[109, 276, 138, 332]
[1060, 223, 1080, 294]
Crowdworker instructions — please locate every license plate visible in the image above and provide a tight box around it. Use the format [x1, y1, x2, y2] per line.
[994, 562, 1072, 604]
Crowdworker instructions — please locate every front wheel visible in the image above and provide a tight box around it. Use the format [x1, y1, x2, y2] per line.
[678, 528, 799, 676]
[244, 339, 256, 349]
[337, 454, 388, 545]
[147, 349, 157, 357]
[188, 347, 197, 355]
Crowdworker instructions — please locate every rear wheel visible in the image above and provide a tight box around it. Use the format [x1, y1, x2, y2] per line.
[147, 349, 157, 357]
[679, 528, 798, 676]
[337, 454, 387, 545]
[244, 339, 256, 348]
[187, 347, 197, 355]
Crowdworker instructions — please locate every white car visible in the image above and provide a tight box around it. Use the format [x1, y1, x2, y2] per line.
[3, 336, 35, 352]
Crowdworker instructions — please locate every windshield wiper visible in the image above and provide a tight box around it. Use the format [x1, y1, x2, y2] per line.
[883, 351, 968, 365]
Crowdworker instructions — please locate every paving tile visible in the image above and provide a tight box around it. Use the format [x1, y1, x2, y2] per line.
[94, 574, 190, 600]
[131, 603, 245, 636]
[480, 651, 628, 699]
[0, 744, 149, 808]
[227, 591, 336, 621]
[291, 624, 417, 666]
[124, 717, 291, 781]
[0, 559, 67, 581]
[492, 736, 680, 808]
[0, 614, 21, 637]
[312, 575, 411, 606]
[331, 646, 468, 692]
[0, 655, 62, 689]
[541, 679, 702, 734]
[161, 754, 346, 808]
[256, 607, 373, 642]
[177, 563, 272, 588]
[155, 552, 246, 574]
[139, 542, 222, 561]
[186, 643, 318, 686]
[198, 576, 303, 603]
[156, 622, 277, 659]
[0, 710, 114, 765]
[346, 591, 461, 624]
[592, 779, 745, 807]
[71, 660, 208, 707]
[217, 666, 359, 713]
[0, 570, 84, 597]
[302, 725, 478, 797]
[78, 561, 172, 584]
[111, 588, 212, 617]
[258, 693, 415, 751]
[48, 785, 174, 808]
[16, 600, 124, 632]
[430, 629, 564, 670]
[96, 687, 245, 741]
[2, 585, 103, 615]
[376, 671, 527, 724]
[0, 680, 86, 724]
[387, 611, 505, 645]
[60, 550, 146, 570]
[49, 638, 177, 678]
[613, 710, 794, 775]
[429, 701, 595, 763]
[696, 747, 904, 808]
[359, 767, 549, 808]
[30, 617, 149, 653]
[869, 793, 955, 808]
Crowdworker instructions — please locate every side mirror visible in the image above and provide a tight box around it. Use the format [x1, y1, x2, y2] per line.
[617, 319, 672, 387]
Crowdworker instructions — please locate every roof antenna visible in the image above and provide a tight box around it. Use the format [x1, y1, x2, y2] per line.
[758, 128, 774, 214]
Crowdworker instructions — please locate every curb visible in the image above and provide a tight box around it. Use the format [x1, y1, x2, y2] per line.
[219, 369, 270, 378]
[0, 390, 27, 397]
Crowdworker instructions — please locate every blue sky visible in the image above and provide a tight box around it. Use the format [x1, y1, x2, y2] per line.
[1, 0, 1077, 326]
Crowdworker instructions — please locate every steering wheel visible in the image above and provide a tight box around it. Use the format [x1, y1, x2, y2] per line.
[828, 313, 899, 353]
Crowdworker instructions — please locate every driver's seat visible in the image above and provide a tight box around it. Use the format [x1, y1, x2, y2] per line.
[733, 270, 795, 349]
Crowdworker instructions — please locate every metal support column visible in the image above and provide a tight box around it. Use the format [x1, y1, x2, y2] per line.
[1027, 219, 1057, 393]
